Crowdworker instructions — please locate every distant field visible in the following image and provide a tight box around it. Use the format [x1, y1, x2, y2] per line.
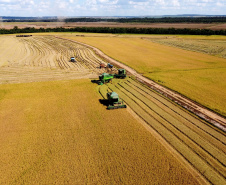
[0, 79, 199, 184]
[145, 36, 226, 58]
[1, 22, 226, 30]
[62, 34, 226, 116]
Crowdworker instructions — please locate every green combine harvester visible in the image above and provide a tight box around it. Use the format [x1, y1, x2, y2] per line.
[114, 69, 127, 78]
[98, 73, 114, 85]
[98, 69, 127, 85]
[107, 92, 127, 110]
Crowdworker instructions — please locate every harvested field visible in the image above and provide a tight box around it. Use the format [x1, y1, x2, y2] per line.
[100, 78, 226, 185]
[0, 79, 200, 184]
[144, 36, 226, 58]
[0, 35, 112, 84]
[1, 22, 226, 30]
[64, 35, 226, 117]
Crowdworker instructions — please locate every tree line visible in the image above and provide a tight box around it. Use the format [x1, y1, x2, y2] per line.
[0, 26, 225, 35]
[3, 17, 226, 23]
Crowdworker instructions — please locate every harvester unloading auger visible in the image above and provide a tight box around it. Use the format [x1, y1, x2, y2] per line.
[107, 92, 127, 110]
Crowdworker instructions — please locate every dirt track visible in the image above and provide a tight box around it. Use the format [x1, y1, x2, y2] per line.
[58, 36, 226, 132]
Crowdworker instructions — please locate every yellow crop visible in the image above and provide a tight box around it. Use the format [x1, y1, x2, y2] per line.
[0, 79, 199, 184]
[64, 35, 226, 116]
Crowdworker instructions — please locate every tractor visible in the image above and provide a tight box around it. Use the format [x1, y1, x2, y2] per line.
[98, 73, 114, 85]
[107, 92, 127, 110]
[70, 57, 76, 62]
[114, 69, 127, 78]
[107, 63, 113, 69]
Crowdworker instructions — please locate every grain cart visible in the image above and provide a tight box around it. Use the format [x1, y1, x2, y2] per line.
[107, 92, 127, 110]
[114, 69, 127, 78]
[99, 63, 106, 69]
[98, 73, 114, 85]
[107, 63, 113, 69]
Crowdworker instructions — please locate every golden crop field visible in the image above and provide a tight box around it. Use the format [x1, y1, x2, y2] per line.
[62, 34, 226, 116]
[147, 36, 226, 58]
[0, 79, 200, 184]
[103, 78, 226, 185]
[1, 33, 225, 184]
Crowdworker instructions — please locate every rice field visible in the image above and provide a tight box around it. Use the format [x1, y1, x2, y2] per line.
[63, 34, 226, 116]
[0, 33, 225, 184]
[0, 79, 200, 184]
[100, 78, 226, 185]
[0, 35, 110, 84]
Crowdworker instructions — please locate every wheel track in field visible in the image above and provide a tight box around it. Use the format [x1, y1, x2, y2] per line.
[99, 78, 226, 185]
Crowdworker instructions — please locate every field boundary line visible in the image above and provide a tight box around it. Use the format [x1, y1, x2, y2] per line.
[55, 36, 226, 132]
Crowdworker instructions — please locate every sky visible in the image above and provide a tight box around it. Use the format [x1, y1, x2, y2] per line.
[0, 0, 225, 17]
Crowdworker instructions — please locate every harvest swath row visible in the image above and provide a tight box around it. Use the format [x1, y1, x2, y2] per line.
[99, 78, 226, 185]
[0, 36, 113, 83]
[18, 36, 104, 70]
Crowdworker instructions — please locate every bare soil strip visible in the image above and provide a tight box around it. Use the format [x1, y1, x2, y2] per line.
[59, 36, 226, 132]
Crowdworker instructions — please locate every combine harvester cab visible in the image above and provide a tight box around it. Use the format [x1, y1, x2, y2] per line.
[98, 73, 114, 85]
[114, 69, 127, 79]
[107, 92, 127, 110]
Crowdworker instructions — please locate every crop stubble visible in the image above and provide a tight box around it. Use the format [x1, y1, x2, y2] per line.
[0, 35, 107, 84]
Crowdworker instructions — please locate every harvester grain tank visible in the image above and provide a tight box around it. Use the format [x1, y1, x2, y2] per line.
[99, 73, 114, 85]
[114, 69, 127, 78]
[107, 92, 127, 110]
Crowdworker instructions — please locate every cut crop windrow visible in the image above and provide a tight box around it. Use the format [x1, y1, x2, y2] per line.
[125, 79, 226, 154]
[127, 78, 226, 144]
[107, 83, 225, 185]
[117, 81, 226, 177]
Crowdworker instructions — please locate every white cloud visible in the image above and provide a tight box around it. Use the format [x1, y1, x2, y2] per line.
[0, 0, 225, 16]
